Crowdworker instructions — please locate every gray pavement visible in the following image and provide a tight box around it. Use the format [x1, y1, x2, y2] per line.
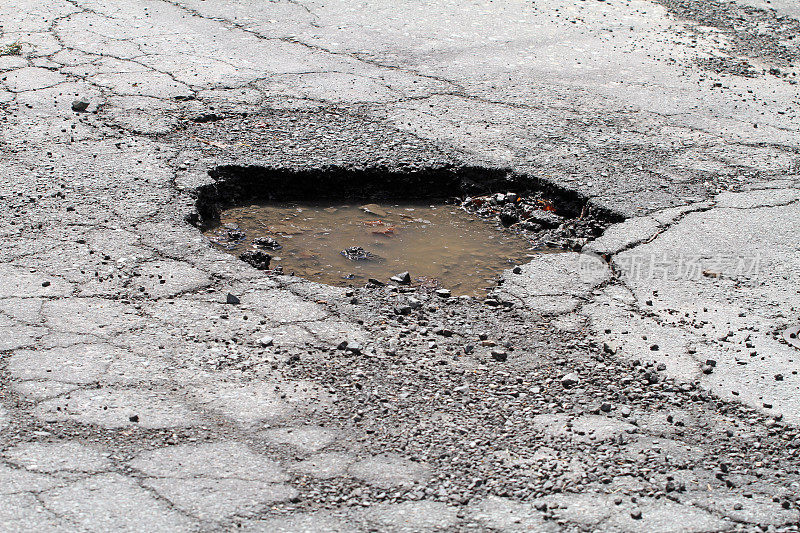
[2, 0, 800, 531]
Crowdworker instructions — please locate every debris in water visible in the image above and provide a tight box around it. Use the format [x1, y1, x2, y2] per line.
[254, 236, 282, 250]
[240, 250, 272, 270]
[361, 204, 388, 217]
[341, 246, 376, 261]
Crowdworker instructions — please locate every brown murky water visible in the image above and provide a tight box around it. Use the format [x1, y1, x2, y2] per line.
[207, 202, 544, 296]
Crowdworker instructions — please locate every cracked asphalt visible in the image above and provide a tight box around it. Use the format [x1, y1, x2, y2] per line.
[1, 0, 800, 531]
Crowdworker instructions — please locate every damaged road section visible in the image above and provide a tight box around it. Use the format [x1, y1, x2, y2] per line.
[189, 163, 619, 291]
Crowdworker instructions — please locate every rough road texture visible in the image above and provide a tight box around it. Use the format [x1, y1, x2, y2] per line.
[2, 0, 800, 531]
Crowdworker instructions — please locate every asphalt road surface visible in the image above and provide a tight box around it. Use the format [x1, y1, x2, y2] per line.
[1, 0, 799, 531]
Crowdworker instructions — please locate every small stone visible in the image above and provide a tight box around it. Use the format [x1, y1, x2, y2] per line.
[367, 278, 386, 287]
[701, 364, 714, 375]
[512, 266, 522, 274]
[774, 374, 784, 381]
[253, 236, 282, 250]
[226, 293, 240, 305]
[436, 328, 454, 337]
[41, 281, 51, 287]
[258, 336, 274, 347]
[71, 99, 90, 112]
[408, 298, 423, 309]
[600, 402, 612, 413]
[394, 271, 411, 284]
[341, 246, 375, 261]
[463, 345, 475, 355]
[620, 406, 632, 417]
[499, 208, 518, 226]
[192, 113, 220, 123]
[346, 342, 362, 354]
[129, 415, 139, 423]
[560, 373, 580, 388]
[706, 359, 717, 367]
[395, 305, 412, 316]
[733, 503, 743, 510]
[630, 509, 642, 520]
[239, 250, 272, 270]
[491, 350, 507, 362]
[435, 289, 451, 298]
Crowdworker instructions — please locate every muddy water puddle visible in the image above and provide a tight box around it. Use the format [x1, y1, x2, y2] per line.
[207, 202, 546, 296]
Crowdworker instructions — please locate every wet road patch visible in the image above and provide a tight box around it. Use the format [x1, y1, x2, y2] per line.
[191, 165, 616, 293]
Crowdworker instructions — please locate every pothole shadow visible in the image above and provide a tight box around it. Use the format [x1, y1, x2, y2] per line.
[189, 164, 620, 226]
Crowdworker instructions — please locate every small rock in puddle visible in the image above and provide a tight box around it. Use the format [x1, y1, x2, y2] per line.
[254, 236, 282, 250]
[361, 203, 388, 217]
[240, 250, 272, 270]
[341, 246, 376, 261]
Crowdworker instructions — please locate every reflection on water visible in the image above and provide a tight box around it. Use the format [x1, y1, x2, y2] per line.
[207, 201, 548, 296]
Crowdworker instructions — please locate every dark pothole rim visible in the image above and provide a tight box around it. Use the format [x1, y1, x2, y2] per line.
[187, 163, 625, 230]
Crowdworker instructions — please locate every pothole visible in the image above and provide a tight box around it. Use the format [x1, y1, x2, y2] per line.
[190, 165, 619, 295]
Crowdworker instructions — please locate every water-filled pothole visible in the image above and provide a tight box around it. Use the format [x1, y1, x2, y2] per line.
[191, 165, 618, 295]
[206, 201, 546, 296]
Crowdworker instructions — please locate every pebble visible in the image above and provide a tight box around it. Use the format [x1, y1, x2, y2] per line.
[258, 336, 274, 347]
[226, 293, 240, 305]
[436, 289, 451, 298]
[630, 509, 642, 520]
[253, 236, 282, 250]
[392, 271, 411, 284]
[239, 250, 272, 270]
[560, 372, 580, 388]
[491, 350, 508, 362]
[512, 266, 522, 274]
[600, 402, 612, 413]
[71, 99, 90, 112]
